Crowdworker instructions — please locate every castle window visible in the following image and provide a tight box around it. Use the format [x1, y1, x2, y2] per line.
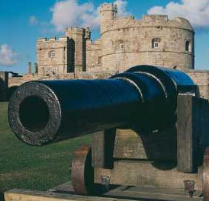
[118, 40, 124, 50]
[185, 41, 191, 52]
[152, 38, 161, 48]
[49, 50, 56, 58]
[98, 57, 101, 65]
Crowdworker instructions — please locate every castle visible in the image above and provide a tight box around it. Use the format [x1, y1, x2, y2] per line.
[0, 3, 209, 101]
[36, 3, 194, 76]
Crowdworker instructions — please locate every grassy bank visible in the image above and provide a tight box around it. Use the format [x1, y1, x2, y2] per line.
[0, 102, 91, 200]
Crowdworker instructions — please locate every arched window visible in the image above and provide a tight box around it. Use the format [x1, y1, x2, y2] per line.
[185, 41, 191, 52]
[48, 50, 56, 58]
[152, 38, 161, 48]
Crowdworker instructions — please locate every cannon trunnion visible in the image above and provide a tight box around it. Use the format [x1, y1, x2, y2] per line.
[8, 65, 209, 201]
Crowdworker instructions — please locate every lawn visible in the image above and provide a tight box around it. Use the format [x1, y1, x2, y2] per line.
[0, 102, 92, 201]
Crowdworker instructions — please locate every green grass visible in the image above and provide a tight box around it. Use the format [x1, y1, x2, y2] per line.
[0, 102, 92, 200]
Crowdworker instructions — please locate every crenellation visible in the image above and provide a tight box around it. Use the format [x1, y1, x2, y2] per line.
[173, 17, 194, 30]
[84, 27, 91, 39]
[49, 37, 56, 41]
[37, 37, 47, 42]
[65, 27, 89, 36]
[58, 37, 68, 41]
[142, 15, 168, 22]
[100, 3, 117, 12]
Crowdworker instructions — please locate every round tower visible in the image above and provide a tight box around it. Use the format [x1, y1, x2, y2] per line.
[100, 14, 195, 72]
[100, 3, 117, 34]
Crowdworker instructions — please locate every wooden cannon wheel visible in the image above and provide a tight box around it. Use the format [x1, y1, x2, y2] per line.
[71, 146, 94, 195]
[204, 147, 209, 201]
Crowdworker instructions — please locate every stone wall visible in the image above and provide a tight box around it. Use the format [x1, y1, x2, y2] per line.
[188, 70, 209, 100]
[8, 71, 115, 88]
[6, 69, 209, 107]
[86, 39, 102, 72]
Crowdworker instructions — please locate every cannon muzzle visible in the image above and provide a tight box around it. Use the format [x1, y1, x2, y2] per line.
[8, 65, 194, 146]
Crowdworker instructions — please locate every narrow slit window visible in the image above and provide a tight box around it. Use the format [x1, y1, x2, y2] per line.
[185, 41, 191, 52]
[98, 57, 101, 64]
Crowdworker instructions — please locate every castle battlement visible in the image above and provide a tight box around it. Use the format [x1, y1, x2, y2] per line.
[142, 15, 168, 22]
[65, 27, 90, 34]
[49, 37, 56, 41]
[66, 27, 85, 33]
[86, 39, 100, 45]
[100, 3, 117, 12]
[37, 38, 47, 42]
[102, 14, 194, 33]
[65, 27, 91, 39]
[173, 17, 194, 30]
[37, 37, 68, 43]
[141, 15, 193, 31]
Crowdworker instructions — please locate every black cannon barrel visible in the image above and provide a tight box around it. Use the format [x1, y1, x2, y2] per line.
[8, 65, 195, 146]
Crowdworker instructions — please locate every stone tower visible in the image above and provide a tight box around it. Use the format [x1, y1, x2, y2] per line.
[65, 27, 91, 72]
[100, 3, 117, 34]
[37, 37, 70, 76]
[100, 4, 195, 72]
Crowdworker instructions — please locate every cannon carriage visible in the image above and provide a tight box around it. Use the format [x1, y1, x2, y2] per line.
[6, 65, 209, 201]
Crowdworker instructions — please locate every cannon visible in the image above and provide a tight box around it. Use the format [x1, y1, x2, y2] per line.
[8, 65, 209, 201]
[8, 65, 194, 146]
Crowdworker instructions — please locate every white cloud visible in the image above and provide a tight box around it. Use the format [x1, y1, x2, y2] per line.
[0, 44, 18, 67]
[114, 0, 130, 17]
[51, 0, 100, 32]
[29, 15, 39, 25]
[148, 0, 209, 29]
[50, 0, 130, 32]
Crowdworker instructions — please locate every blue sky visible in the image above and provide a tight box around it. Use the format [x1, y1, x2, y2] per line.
[0, 0, 208, 74]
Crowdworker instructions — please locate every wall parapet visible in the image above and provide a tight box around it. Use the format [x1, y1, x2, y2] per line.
[37, 37, 68, 43]
[101, 14, 194, 34]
